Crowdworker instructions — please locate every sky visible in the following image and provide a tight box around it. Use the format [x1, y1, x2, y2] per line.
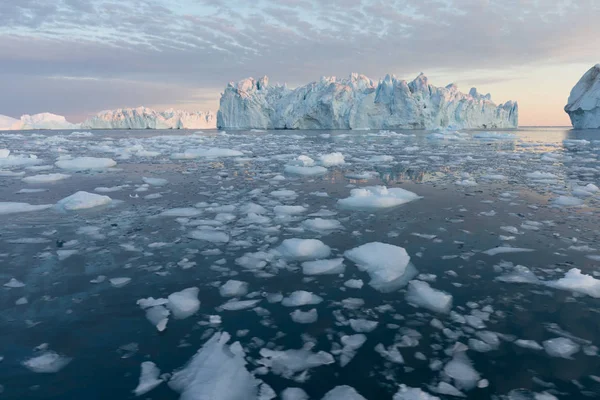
[0, 0, 598, 126]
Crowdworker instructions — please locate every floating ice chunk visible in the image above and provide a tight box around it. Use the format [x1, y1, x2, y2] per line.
[483, 247, 534, 256]
[4, 278, 25, 288]
[374, 343, 404, 364]
[0, 202, 52, 215]
[188, 229, 230, 243]
[55, 157, 116, 170]
[133, 361, 163, 396]
[455, 179, 477, 187]
[302, 258, 345, 275]
[344, 279, 364, 289]
[171, 147, 243, 159]
[137, 297, 169, 309]
[220, 299, 261, 311]
[552, 196, 584, 207]
[344, 242, 416, 292]
[16, 188, 47, 194]
[95, 185, 127, 193]
[219, 280, 249, 297]
[543, 337, 580, 359]
[338, 186, 421, 210]
[276, 239, 331, 261]
[282, 291, 323, 307]
[339, 334, 367, 367]
[274, 205, 307, 215]
[322, 385, 367, 400]
[144, 306, 170, 331]
[169, 332, 260, 399]
[258, 347, 334, 380]
[56, 191, 112, 211]
[301, 218, 343, 232]
[345, 171, 378, 180]
[405, 280, 453, 313]
[515, 339, 543, 351]
[433, 382, 465, 398]
[281, 387, 309, 400]
[319, 152, 345, 167]
[22, 173, 70, 184]
[57, 249, 77, 261]
[110, 277, 131, 288]
[143, 177, 168, 186]
[548, 268, 600, 298]
[284, 165, 328, 176]
[160, 208, 203, 217]
[443, 353, 480, 391]
[22, 351, 71, 373]
[167, 287, 200, 319]
[349, 318, 378, 333]
[0, 149, 9, 158]
[240, 202, 268, 214]
[270, 189, 298, 199]
[290, 309, 318, 324]
[393, 385, 440, 399]
[525, 171, 558, 179]
[473, 132, 516, 140]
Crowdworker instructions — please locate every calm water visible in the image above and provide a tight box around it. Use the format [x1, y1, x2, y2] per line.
[0, 127, 599, 399]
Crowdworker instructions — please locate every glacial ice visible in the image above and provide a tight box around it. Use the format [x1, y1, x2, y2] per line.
[276, 239, 331, 261]
[218, 73, 518, 130]
[81, 107, 216, 130]
[338, 186, 421, 210]
[56, 191, 112, 211]
[55, 157, 117, 170]
[405, 280, 453, 313]
[0, 113, 79, 130]
[167, 287, 200, 319]
[344, 242, 417, 292]
[565, 64, 600, 129]
[548, 268, 600, 298]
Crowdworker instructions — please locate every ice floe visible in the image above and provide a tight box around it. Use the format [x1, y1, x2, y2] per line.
[338, 186, 421, 210]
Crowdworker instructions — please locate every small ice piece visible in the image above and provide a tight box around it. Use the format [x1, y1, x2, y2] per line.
[4, 278, 25, 288]
[0, 149, 9, 158]
[515, 339, 543, 351]
[349, 318, 378, 333]
[482, 247, 534, 256]
[455, 179, 478, 187]
[276, 239, 331, 261]
[219, 280, 249, 298]
[319, 152, 345, 167]
[443, 353, 480, 391]
[22, 351, 72, 373]
[167, 287, 200, 319]
[57, 249, 77, 261]
[0, 202, 52, 215]
[374, 343, 404, 364]
[552, 196, 584, 207]
[344, 279, 364, 289]
[281, 387, 309, 400]
[270, 189, 298, 199]
[290, 309, 318, 324]
[55, 157, 116, 170]
[548, 268, 600, 298]
[434, 382, 465, 398]
[274, 205, 307, 215]
[169, 332, 261, 399]
[56, 191, 112, 211]
[258, 347, 334, 380]
[543, 338, 580, 359]
[301, 218, 342, 232]
[142, 177, 168, 186]
[220, 299, 261, 311]
[285, 165, 328, 176]
[187, 229, 230, 243]
[322, 385, 367, 400]
[393, 385, 440, 399]
[282, 291, 323, 307]
[137, 297, 169, 309]
[344, 242, 417, 292]
[405, 280, 453, 314]
[171, 147, 243, 159]
[525, 171, 558, 179]
[22, 173, 70, 184]
[339, 334, 367, 367]
[160, 208, 203, 217]
[144, 306, 170, 332]
[133, 361, 163, 396]
[110, 277, 131, 288]
[16, 297, 28, 305]
[302, 258, 345, 275]
[338, 186, 421, 210]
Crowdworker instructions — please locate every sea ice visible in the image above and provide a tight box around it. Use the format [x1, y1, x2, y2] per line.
[219, 280, 249, 297]
[548, 268, 600, 298]
[338, 186, 421, 210]
[322, 386, 367, 400]
[167, 287, 200, 319]
[55, 157, 116, 170]
[56, 191, 112, 211]
[443, 353, 480, 391]
[22, 351, 72, 373]
[281, 291, 323, 307]
[143, 177, 169, 186]
[22, 173, 70, 184]
[187, 229, 230, 243]
[543, 338, 580, 359]
[405, 280, 453, 313]
[319, 152, 345, 166]
[258, 347, 334, 380]
[552, 196, 584, 207]
[482, 247, 535, 256]
[393, 385, 440, 400]
[302, 258, 345, 275]
[276, 239, 331, 261]
[110, 277, 131, 288]
[349, 318, 378, 333]
[0, 202, 52, 215]
[4, 278, 25, 288]
[301, 218, 343, 232]
[133, 361, 163, 396]
[290, 309, 318, 324]
[171, 147, 243, 159]
[220, 299, 261, 311]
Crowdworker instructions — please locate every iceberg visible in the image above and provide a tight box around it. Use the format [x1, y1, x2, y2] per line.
[0, 113, 79, 130]
[217, 73, 518, 130]
[81, 107, 216, 129]
[565, 64, 600, 129]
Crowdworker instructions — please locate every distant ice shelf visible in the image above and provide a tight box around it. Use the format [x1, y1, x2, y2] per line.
[217, 73, 518, 130]
[0, 113, 79, 130]
[81, 107, 216, 130]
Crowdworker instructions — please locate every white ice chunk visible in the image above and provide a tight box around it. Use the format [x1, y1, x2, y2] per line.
[405, 280, 453, 313]
[339, 334, 367, 367]
[482, 247, 535, 256]
[393, 385, 440, 399]
[167, 287, 200, 319]
[219, 280, 249, 297]
[552, 196, 584, 207]
[302, 258, 345, 275]
[0, 202, 52, 215]
[274, 205, 307, 215]
[543, 337, 580, 359]
[443, 353, 480, 391]
[276, 239, 331, 261]
[284, 165, 328, 176]
[290, 309, 318, 324]
[133, 361, 163, 396]
[188, 229, 230, 243]
[55, 157, 116, 170]
[56, 191, 112, 211]
[319, 152, 345, 167]
[22, 351, 71, 373]
[160, 208, 203, 217]
[322, 385, 366, 400]
[4, 278, 25, 288]
[548, 268, 600, 298]
[282, 291, 323, 307]
[110, 277, 131, 288]
[258, 347, 334, 380]
[220, 299, 261, 311]
[338, 186, 421, 210]
[22, 173, 70, 184]
[171, 148, 243, 159]
[301, 218, 343, 232]
[142, 177, 168, 186]
[349, 318, 378, 333]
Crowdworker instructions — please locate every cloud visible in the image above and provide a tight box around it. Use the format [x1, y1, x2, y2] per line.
[0, 0, 598, 120]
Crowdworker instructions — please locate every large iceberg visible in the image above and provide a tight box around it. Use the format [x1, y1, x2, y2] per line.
[81, 107, 216, 129]
[0, 113, 79, 130]
[565, 64, 600, 129]
[217, 73, 518, 130]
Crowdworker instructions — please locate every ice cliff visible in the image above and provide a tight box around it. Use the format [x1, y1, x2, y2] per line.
[81, 107, 216, 129]
[0, 113, 79, 130]
[565, 64, 600, 129]
[217, 73, 518, 130]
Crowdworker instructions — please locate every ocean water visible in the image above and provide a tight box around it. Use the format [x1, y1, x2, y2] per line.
[0, 127, 599, 399]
